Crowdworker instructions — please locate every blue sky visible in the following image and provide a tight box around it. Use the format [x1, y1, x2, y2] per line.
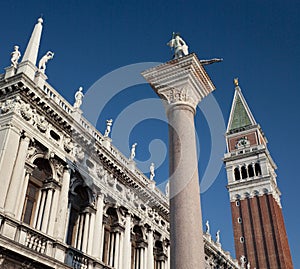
[1, 0, 299, 267]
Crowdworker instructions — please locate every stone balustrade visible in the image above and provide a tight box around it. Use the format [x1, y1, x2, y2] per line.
[0, 212, 112, 269]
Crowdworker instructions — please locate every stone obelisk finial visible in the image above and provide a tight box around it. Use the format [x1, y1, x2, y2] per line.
[22, 17, 43, 65]
[142, 44, 218, 268]
[17, 17, 43, 80]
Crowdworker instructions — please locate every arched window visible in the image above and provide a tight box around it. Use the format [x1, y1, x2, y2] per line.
[102, 207, 120, 267]
[248, 164, 254, 178]
[131, 225, 146, 269]
[241, 166, 248, 179]
[255, 163, 262, 176]
[21, 158, 53, 227]
[234, 168, 241, 181]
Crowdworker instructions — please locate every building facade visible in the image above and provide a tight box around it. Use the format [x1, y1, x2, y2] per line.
[224, 80, 293, 268]
[0, 18, 239, 269]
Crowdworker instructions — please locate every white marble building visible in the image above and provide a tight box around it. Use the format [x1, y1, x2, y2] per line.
[0, 18, 239, 269]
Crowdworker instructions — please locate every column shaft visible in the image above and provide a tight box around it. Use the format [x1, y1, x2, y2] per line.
[87, 211, 95, 255]
[147, 230, 154, 269]
[35, 190, 46, 229]
[114, 232, 120, 268]
[168, 105, 205, 268]
[123, 214, 132, 269]
[119, 232, 124, 268]
[54, 167, 71, 241]
[47, 188, 59, 236]
[41, 188, 54, 233]
[109, 233, 115, 266]
[82, 212, 90, 253]
[76, 214, 84, 249]
[92, 194, 104, 259]
[16, 171, 30, 219]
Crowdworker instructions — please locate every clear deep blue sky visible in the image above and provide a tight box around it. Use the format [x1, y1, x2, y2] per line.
[1, 0, 299, 267]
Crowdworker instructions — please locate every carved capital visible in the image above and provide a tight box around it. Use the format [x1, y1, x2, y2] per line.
[142, 53, 215, 113]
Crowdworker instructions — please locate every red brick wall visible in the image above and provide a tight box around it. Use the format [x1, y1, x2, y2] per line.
[230, 195, 293, 268]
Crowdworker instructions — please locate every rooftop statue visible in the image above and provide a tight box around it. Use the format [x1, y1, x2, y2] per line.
[73, 87, 84, 109]
[129, 143, 137, 161]
[165, 181, 169, 198]
[38, 51, 54, 73]
[205, 220, 210, 235]
[216, 230, 220, 244]
[149, 162, 155, 180]
[11, 45, 21, 68]
[104, 119, 113, 137]
[240, 255, 246, 268]
[167, 32, 189, 59]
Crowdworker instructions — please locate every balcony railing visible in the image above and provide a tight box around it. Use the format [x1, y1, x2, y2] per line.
[0, 213, 110, 269]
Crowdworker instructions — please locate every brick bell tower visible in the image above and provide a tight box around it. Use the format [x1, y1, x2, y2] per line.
[224, 78, 293, 269]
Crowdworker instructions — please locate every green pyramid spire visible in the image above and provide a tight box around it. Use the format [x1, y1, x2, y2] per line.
[227, 79, 256, 132]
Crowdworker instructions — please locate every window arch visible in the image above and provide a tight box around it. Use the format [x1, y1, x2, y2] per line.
[255, 162, 262, 176]
[21, 158, 53, 227]
[241, 166, 248, 179]
[248, 164, 254, 178]
[234, 168, 241, 181]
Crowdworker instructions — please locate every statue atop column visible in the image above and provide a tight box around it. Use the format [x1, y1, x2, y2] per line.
[10, 45, 21, 68]
[104, 119, 113, 137]
[129, 143, 137, 161]
[167, 32, 189, 59]
[38, 51, 54, 73]
[73, 87, 84, 109]
[149, 162, 155, 180]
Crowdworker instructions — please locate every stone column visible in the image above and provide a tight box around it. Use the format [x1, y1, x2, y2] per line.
[41, 188, 54, 233]
[47, 188, 60, 236]
[76, 214, 84, 249]
[114, 232, 120, 268]
[35, 190, 46, 229]
[123, 213, 132, 269]
[5, 135, 30, 217]
[92, 194, 104, 259]
[16, 171, 30, 219]
[87, 211, 95, 255]
[82, 212, 90, 253]
[147, 229, 154, 269]
[0, 125, 21, 210]
[119, 232, 124, 267]
[167, 244, 170, 269]
[142, 54, 216, 269]
[109, 233, 115, 266]
[54, 166, 71, 241]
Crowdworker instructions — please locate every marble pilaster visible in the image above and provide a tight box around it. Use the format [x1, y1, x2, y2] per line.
[5, 135, 30, 216]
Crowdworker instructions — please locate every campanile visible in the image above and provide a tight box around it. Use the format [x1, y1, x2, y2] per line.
[224, 79, 293, 268]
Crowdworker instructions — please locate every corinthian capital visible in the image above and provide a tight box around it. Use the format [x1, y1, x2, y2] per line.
[142, 53, 216, 113]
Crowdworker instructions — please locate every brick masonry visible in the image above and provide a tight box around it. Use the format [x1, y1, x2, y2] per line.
[231, 195, 293, 269]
